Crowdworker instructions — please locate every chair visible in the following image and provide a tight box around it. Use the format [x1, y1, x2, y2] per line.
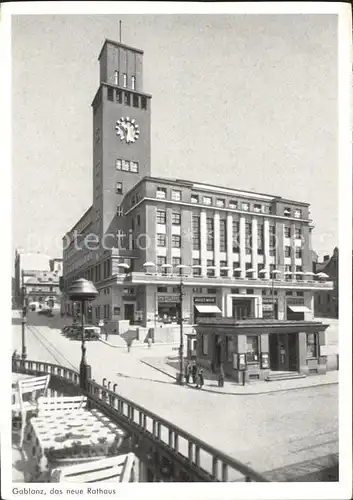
[50, 453, 136, 483]
[12, 374, 50, 448]
[37, 395, 87, 416]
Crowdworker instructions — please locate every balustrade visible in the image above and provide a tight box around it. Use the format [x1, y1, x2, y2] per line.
[13, 359, 268, 482]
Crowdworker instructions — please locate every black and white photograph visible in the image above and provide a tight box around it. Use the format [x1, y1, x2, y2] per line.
[1, 2, 352, 499]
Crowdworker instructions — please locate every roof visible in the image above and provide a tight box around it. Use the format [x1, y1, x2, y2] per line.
[195, 318, 329, 334]
[98, 39, 144, 61]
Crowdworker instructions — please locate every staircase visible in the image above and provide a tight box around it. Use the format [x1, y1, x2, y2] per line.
[265, 371, 307, 382]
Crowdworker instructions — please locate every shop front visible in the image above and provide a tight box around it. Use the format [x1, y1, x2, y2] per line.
[262, 298, 278, 319]
[193, 296, 222, 324]
[195, 318, 329, 384]
[157, 294, 181, 324]
[286, 297, 312, 321]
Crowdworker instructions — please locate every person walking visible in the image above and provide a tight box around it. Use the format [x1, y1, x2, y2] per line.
[191, 361, 197, 384]
[198, 367, 204, 389]
[218, 365, 225, 388]
[185, 362, 192, 384]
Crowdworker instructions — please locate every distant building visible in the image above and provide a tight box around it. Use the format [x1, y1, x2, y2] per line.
[313, 247, 338, 318]
[14, 250, 62, 309]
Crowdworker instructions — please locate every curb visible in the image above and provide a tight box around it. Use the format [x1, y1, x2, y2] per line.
[140, 360, 338, 395]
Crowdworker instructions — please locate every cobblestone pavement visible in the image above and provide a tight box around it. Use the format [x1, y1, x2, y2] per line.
[12, 318, 339, 478]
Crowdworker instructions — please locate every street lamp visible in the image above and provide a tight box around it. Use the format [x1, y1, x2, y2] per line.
[270, 269, 281, 319]
[21, 270, 27, 360]
[175, 264, 189, 386]
[68, 278, 98, 391]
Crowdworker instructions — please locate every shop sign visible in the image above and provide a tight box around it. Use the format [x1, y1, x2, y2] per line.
[262, 304, 274, 312]
[286, 298, 304, 305]
[194, 297, 216, 304]
[122, 296, 136, 301]
[158, 295, 180, 303]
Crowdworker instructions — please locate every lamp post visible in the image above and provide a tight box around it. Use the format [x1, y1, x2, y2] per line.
[21, 270, 27, 360]
[68, 278, 98, 391]
[176, 264, 189, 386]
[270, 269, 281, 320]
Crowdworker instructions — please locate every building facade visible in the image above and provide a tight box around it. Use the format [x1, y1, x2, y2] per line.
[62, 38, 333, 334]
[313, 248, 338, 318]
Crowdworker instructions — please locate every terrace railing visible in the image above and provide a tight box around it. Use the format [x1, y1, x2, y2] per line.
[13, 358, 269, 482]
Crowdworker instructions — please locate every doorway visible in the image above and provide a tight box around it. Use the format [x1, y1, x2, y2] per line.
[232, 299, 252, 319]
[269, 333, 298, 371]
[124, 304, 135, 323]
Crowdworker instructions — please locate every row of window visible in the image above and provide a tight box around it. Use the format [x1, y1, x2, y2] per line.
[116, 159, 139, 173]
[114, 71, 136, 90]
[80, 259, 111, 283]
[95, 305, 111, 320]
[107, 87, 148, 110]
[157, 210, 181, 225]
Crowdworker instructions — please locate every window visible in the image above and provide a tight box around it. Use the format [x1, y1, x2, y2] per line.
[137, 214, 140, 226]
[172, 190, 181, 201]
[95, 128, 100, 143]
[157, 286, 168, 293]
[254, 204, 262, 213]
[284, 226, 291, 238]
[172, 212, 181, 225]
[207, 259, 215, 277]
[141, 96, 147, 110]
[193, 258, 201, 276]
[216, 198, 225, 208]
[131, 218, 135, 230]
[172, 257, 181, 269]
[202, 334, 208, 355]
[156, 187, 167, 199]
[294, 209, 302, 219]
[203, 196, 212, 206]
[284, 207, 291, 217]
[229, 200, 238, 209]
[296, 291, 304, 297]
[116, 159, 122, 170]
[286, 291, 293, 296]
[116, 90, 122, 103]
[116, 182, 123, 194]
[296, 265, 303, 280]
[157, 210, 166, 224]
[131, 76, 136, 90]
[193, 287, 203, 293]
[284, 265, 292, 280]
[123, 288, 135, 295]
[242, 202, 250, 211]
[245, 222, 252, 254]
[172, 235, 181, 248]
[257, 225, 264, 255]
[192, 215, 200, 250]
[285, 246, 291, 258]
[246, 288, 254, 295]
[124, 92, 131, 106]
[133, 94, 139, 108]
[191, 194, 199, 204]
[246, 336, 259, 363]
[157, 234, 166, 247]
[306, 333, 318, 358]
[157, 256, 167, 273]
[263, 205, 272, 214]
[295, 248, 302, 259]
[107, 88, 114, 101]
[269, 225, 276, 256]
[122, 160, 129, 171]
[295, 227, 302, 239]
[206, 218, 214, 251]
[130, 161, 139, 173]
[219, 219, 227, 252]
[232, 219, 240, 253]
[123, 73, 127, 88]
[207, 288, 217, 294]
[114, 71, 119, 85]
[220, 260, 228, 277]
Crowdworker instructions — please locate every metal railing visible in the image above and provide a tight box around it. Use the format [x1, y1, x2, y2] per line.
[13, 358, 268, 482]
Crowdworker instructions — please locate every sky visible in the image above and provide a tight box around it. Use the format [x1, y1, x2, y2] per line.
[12, 13, 338, 260]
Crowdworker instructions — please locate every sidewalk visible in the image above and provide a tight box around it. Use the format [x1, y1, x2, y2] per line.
[140, 356, 339, 395]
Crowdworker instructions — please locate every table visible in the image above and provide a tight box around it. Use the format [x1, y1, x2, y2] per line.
[27, 407, 127, 480]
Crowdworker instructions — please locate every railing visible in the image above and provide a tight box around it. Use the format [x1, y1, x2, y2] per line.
[115, 272, 333, 290]
[13, 358, 268, 482]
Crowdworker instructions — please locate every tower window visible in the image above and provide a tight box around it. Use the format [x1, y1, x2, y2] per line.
[130, 161, 138, 173]
[114, 71, 119, 86]
[116, 90, 122, 103]
[133, 94, 139, 108]
[116, 159, 122, 170]
[122, 161, 129, 172]
[141, 96, 147, 110]
[107, 88, 114, 101]
[124, 92, 131, 106]
[123, 73, 127, 88]
[131, 76, 136, 90]
[116, 182, 123, 194]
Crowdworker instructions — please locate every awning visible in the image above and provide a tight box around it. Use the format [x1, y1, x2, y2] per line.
[195, 305, 222, 314]
[287, 305, 312, 313]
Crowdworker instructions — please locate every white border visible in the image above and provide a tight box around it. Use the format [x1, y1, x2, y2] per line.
[1, 3, 351, 500]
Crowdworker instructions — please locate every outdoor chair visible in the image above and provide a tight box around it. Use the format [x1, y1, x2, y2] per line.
[12, 374, 50, 448]
[37, 395, 87, 416]
[50, 453, 136, 483]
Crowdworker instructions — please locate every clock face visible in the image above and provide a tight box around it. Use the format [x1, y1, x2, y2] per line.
[115, 117, 140, 144]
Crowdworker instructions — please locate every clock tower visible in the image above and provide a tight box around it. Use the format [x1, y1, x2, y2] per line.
[92, 39, 152, 238]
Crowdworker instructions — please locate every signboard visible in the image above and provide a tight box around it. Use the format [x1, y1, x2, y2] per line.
[113, 307, 120, 315]
[262, 304, 274, 312]
[286, 298, 305, 305]
[194, 297, 216, 304]
[157, 295, 180, 303]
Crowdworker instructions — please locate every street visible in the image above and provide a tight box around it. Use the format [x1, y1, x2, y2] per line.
[12, 313, 339, 478]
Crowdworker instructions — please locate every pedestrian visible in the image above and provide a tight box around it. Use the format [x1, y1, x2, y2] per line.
[147, 337, 152, 349]
[192, 361, 197, 384]
[198, 367, 204, 389]
[218, 366, 225, 388]
[184, 362, 189, 384]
